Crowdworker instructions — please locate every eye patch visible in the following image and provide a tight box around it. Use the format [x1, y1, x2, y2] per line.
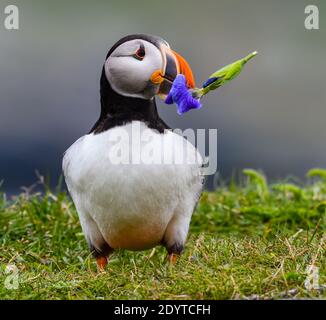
[133, 43, 145, 60]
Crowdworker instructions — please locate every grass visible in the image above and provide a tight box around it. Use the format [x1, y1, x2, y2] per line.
[0, 169, 325, 300]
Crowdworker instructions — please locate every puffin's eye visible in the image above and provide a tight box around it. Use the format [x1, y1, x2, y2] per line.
[133, 44, 145, 61]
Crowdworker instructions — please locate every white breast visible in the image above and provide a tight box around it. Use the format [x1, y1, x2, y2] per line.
[63, 121, 203, 251]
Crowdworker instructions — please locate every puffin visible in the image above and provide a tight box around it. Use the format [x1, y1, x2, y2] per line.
[63, 34, 203, 271]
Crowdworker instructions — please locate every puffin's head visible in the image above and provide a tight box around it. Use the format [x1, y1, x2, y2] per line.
[103, 34, 195, 100]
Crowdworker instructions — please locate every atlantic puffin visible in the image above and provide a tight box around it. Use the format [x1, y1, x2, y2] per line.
[63, 34, 203, 271]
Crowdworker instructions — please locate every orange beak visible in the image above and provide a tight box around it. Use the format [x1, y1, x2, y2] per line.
[151, 45, 195, 98]
[170, 49, 195, 89]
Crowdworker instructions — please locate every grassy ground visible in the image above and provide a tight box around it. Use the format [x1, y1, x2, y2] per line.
[0, 169, 325, 300]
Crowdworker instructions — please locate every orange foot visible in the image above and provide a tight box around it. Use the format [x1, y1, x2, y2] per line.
[168, 253, 178, 265]
[96, 256, 108, 272]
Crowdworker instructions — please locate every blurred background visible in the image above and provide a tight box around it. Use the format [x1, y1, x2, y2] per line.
[0, 0, 325, 193]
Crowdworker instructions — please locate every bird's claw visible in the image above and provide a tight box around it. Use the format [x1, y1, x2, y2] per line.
[96, 256, 108, 272]
[168, 253, 178, 265]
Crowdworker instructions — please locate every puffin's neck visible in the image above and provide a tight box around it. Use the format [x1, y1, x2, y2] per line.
[99, 72, 159, 120]
[90, 67, 165, 134]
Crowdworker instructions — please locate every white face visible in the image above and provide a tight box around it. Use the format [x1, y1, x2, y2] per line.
[105, 39, 164, 99]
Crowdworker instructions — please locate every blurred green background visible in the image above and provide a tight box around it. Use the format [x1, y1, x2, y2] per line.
[0, 0, 325, 192]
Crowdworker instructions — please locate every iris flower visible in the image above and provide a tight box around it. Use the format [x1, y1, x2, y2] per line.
[165, 75, 202, 115]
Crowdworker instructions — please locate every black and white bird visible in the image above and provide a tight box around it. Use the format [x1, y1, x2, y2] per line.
[63, 34, 203, 270]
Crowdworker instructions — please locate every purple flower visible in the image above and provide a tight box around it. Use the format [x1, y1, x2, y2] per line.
[165, 74, 202, 115]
